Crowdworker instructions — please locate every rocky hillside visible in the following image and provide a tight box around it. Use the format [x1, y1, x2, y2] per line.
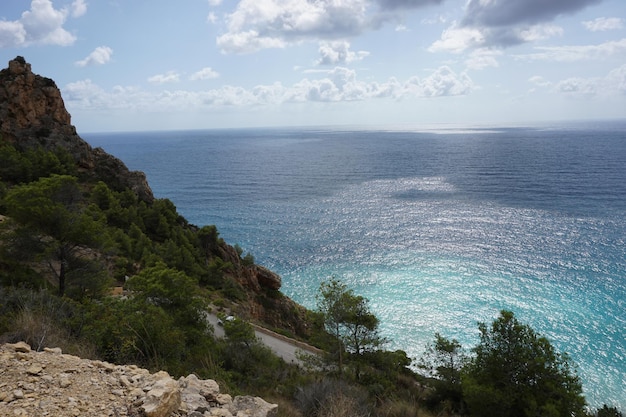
[0, 341, 277, 417]
[0, 56, 153, 202]
[0, 56, 311, 337]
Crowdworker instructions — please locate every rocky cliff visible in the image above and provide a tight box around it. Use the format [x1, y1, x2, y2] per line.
[0, 341, 277, 417]
[0, 56, 153, 202]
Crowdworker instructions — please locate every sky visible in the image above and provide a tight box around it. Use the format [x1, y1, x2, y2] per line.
[1, 0, 625, 132]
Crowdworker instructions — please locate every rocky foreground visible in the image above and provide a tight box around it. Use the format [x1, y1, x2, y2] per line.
[0, 342, 277, 417]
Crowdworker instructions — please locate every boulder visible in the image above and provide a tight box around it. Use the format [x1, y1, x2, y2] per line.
[141, 373, 181, 417]
[230, 396, 278, 417]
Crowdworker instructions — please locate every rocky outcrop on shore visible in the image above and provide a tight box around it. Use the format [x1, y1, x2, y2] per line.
[0, 342, 277, 417]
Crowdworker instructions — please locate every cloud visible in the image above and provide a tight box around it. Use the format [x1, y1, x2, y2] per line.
[555, 64, 626, 97]
[207, 12, 218, 24]
[431, 0, 600, 53]
[428, 25, 485, 53]
[582, 17, 624, 32]
[208, 0, 223, 5]
[316, 41, 370, 65]
[461, 0, 602, 28]
[515, 38, 626, 62]
[431, 21, 565, 53]
[75, 46, 113, 67]
[217, 0, 371, 53]
[373, 0, 444, 11]
[148, 71, 181, 84]
[64, 66, 474, 113]
[190, 67, 220, 80]
[0, 0, 79, 48]
[71, 0, 88, 18]
[465, 49, 502, 70]
[528, 75, 551, 87]
[403, 66, 473, 97]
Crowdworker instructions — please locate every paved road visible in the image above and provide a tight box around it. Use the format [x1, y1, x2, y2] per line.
[205, 313, 320, 366]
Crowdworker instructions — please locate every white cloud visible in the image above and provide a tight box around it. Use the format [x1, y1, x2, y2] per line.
[190, 67, 220, 80]
[465, 48, 502, 70]
[427, 0, 595, 52]
[216, 0, 370, 53]
[528, 76, 551, 87]
[148, 71, 181, 84]
[65, 66, 474, 113]
[555, 64, 626, 97]
[0, 0, 77, 47]
[316, 41, 370, 65]
[516, 24, 563, 43]
[75, 46, 113, 67]
[374, 0, 444, 11]
[208, 0, 223, 5]
[71, 0, 88, 18]
[429, 25, 485, 53]
[555, 77, 598, 96]
[582, 17, 624, 32]
[403, 66, 473, 97]
[207, 12, 218, 24]
[0, 21, 27, 48]
[65, 79, 152, 110]
[515, 38, 626, 62]
[217, 30, 287, 54]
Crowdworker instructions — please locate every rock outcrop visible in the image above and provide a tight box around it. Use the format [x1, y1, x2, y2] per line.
[0, 56, 153, 202]
[0, 342, 278, 417]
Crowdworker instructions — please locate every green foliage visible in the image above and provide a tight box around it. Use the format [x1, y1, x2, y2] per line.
[0, 141, 75, 184]
[242, 251, 255, 266]
[201, 257, 231, 287]
[418, 333, 465, 411]
[0, 287, 91, 355]
[2, 175, 108, 297]
[125, 263, 201, 322]
[316, 278, 385, 376]
[461, 310, 586, 417]
[223, 317, 257, 347]
[596, 405, 624, 417]
[198, 225, 221, 256]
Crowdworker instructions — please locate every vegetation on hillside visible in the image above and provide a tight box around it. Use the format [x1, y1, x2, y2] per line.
[0, 138, 622, 417]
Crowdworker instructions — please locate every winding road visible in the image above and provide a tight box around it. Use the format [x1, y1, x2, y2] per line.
[205, 313, 321, 366]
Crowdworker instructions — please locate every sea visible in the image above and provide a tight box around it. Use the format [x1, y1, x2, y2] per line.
[84, 121, 626, 411]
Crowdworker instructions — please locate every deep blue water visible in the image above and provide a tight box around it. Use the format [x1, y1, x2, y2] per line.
[85, 122, 626, 410]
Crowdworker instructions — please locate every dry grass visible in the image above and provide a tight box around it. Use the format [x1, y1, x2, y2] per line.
[11, 307, 97, 358]
[317, 392, 371, 417]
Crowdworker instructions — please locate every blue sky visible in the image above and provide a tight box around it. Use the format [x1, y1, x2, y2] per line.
[1, 0, 625, 132]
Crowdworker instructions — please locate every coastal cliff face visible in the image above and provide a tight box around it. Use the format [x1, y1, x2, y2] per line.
[0, 56, 154, 202]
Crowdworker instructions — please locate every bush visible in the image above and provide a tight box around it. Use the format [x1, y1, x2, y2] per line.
[294, 378, 371, 417]
[462, 310, 586, 417]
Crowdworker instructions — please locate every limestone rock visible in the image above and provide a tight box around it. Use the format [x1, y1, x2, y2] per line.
[0, 342, 279, 417]
[7, 342, 31, 353]
[141, 375, 181, 417]
[230, 396, 278, 417]
[178, 374, 219, 413]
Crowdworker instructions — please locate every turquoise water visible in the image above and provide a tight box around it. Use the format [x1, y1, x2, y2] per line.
[85, 123, 626, 410]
